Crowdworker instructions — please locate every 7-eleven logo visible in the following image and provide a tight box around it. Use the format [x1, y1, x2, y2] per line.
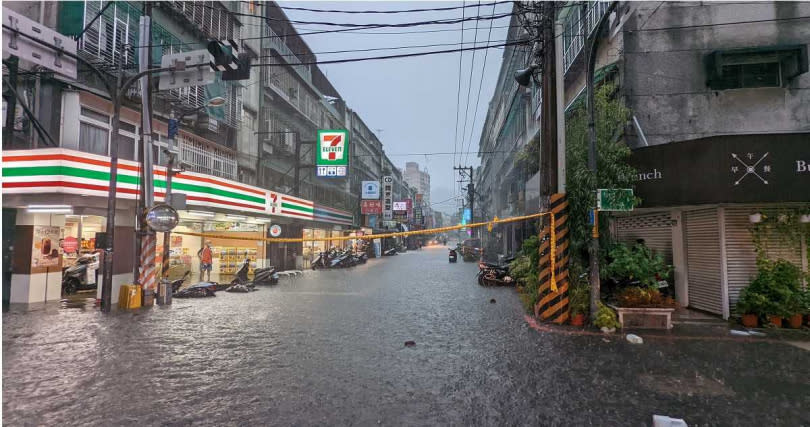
[318, 130, 348, 163]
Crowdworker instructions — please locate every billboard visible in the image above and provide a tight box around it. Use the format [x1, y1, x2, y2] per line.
[382, 176, 393, 220]
[361, 180, 380, 199]
[361, 200, 383, 214]
[392, 201, 408, 211]
[316, 129, 349, 177]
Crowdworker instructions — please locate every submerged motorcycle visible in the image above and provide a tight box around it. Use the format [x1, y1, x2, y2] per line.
[226, 257, 278, 292]
[477, 257, 515, 286]
[448, 249, 458, 263]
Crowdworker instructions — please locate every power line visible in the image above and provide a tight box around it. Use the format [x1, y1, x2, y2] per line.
[452, 1, 467, 202]
[262, 38, 514, 59]
[463, 1, 498, 166]
[460, 1, 484, 169]
[274, 1, 513, 15]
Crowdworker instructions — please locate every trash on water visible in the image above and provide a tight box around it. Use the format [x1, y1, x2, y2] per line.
[652, 414, 687, 427]
[730, 330, 750, 336]
[404, 341, 416, 347]
[626, 334, 643, 344]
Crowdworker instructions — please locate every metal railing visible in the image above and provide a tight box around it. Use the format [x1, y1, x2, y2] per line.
[562, 1, 610, 74]
[170, 134, 238, 180]
[263, 25, 313, 84]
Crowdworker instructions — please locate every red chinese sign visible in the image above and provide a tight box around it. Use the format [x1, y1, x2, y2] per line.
[361, 200, 382, 214]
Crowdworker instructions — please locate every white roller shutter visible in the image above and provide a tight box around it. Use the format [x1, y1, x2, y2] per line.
[724, 207, 805, 310]
[685, 209, 724, 315]
[615, 212, 673, 264]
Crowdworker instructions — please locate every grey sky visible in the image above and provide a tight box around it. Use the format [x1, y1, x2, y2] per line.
[277, 1, 513, 215]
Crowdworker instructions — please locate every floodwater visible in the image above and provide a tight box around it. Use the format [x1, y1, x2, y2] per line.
[3, 245, 810, 426]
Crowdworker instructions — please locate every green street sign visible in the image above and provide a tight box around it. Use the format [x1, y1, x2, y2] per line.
[316, 129, 349, 177]
[597, 188, 634, 211]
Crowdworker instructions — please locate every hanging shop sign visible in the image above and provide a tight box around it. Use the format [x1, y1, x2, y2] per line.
[596, 189, 634, 212]
[31, 225, 61, 269]
[361, 200, 383, 215]
[392, 201, 408, 212]
[316, 129, 349, 177]
[269, 224, 282, 237]
[382, 175, 393, 220]
[630, 133, 810, 207]
[361, 180, 380, 199]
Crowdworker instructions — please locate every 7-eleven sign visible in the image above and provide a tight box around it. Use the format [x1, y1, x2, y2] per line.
[316, 129, 349, 177]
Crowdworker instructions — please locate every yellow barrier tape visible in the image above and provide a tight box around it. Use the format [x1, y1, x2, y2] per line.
[549, 212, 557, 292]
[172, 211, 557, 285]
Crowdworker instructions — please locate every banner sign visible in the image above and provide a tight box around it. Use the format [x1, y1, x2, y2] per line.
[392, 201, 408, 211]
[630, 133, 810, 207]
[361, 200, 383, 215]
[414, 208, 423, 225]
[316, 129, 349, 177]
[361, 180, 380, 199]
[382, 176, 393, 220]
[32, 225, 61, 269]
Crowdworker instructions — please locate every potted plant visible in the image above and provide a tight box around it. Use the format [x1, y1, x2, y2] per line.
[568, 284, 589, 327]
[594, 302, 620, 333]
[735, 288, 769, 328]
[785, 292, 804, 329]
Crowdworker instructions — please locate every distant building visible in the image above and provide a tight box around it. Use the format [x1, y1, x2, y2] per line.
[402, 162, 431, 206]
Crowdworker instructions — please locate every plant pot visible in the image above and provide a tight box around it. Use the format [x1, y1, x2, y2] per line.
[787, 314, 803, 329]
[570, 313, 586, 327]
[767, 315, 783, 328]
[741, 314, 758, 328]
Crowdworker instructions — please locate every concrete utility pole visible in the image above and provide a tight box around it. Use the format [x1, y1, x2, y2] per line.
[586, 2, 617, 321]
[539, 1, 558, 211]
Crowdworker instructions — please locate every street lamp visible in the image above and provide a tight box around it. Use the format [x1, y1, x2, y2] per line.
[158, 96, 226, 303]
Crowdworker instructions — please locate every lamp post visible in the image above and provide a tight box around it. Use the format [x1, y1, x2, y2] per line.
[159, 97, 226, 292]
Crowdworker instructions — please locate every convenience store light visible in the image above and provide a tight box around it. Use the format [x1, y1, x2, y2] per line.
[188, 210, 215, 218]
[26, 204, 73, 214]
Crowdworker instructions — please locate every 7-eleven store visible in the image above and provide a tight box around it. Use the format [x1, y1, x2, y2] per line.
[2, 148, 353, 305]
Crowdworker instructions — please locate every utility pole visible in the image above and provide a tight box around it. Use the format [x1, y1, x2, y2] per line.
[586, 2, 617, 321]
[454, 165, 474, 234]
[539, 1, 558, 211]
[135, 3, 157, 305]
[3, 56, 18, 145]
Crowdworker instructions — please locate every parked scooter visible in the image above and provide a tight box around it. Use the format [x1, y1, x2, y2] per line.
[382, 247, 398, 256]
[174, 282, 217, 298]
[476, 258, 515, 286]
[168, 270, 191, 294]
[449, 249, 458, 263]
[62, 253, 100, 295]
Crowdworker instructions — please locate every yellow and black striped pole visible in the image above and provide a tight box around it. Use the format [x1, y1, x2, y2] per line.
[534, 193, 570, 324]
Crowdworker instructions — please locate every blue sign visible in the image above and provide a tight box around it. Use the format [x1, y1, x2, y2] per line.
[463, 208, 471, 222]
[361, 181, 380, 199]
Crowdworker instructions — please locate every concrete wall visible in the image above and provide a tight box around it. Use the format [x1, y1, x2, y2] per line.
[621, 1, 810, 148]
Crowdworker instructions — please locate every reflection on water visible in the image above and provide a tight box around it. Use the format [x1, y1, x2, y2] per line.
[4, 247, 809, 426]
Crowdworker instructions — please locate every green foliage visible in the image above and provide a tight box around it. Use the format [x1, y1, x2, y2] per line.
[603, 242, 671, 288]
[735, 258, 805, 317]
[750, 208, 810, 263]
[615, 287, 676, 308]
[568, 283, 590, 315]
[520, 235, 540, 266]
[564, 83, 638, 263]
[594, 302, 621, 330]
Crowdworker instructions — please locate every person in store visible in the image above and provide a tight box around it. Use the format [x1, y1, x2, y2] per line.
[197, 241, 213, 282]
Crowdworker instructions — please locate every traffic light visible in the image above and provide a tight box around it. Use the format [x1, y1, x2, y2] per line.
[207, 39, 251, 80]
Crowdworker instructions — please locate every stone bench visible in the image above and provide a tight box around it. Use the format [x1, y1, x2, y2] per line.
[612, 306, 675, 330]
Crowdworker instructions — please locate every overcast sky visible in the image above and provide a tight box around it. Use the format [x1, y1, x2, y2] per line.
[277, 1, 513, 215]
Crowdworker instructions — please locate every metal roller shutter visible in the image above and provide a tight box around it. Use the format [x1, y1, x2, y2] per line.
[685, 209, 724, 315]
[724, 207, 805, 310]
[615, 213, 673, 264]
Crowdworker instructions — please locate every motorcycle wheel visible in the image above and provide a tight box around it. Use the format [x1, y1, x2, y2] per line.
[477, 272, 486, 286]
[63, 278, 79, 295]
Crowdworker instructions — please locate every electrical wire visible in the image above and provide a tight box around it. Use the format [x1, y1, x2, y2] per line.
[462, 1, 498, 166]
[459, 1, 483, 171]
[452, 1, 467, 203]
[261, 38, 514, 59]
[268, 1, 512, 15]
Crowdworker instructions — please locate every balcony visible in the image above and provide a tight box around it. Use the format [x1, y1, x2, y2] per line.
[562, 1, 610, 74]
[159, 133, 237, 181]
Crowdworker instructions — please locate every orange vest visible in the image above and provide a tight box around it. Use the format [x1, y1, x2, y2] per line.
[201, 247, 213, 263]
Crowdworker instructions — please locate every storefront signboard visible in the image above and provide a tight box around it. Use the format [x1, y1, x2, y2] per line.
[2, 148, 355, 225]
[31, 225, 61, 269]
[630, 133, 810, 207]
[270, 224, 282, 237]
[392, 201, 408, 212]
[382, 176, 393, 220]
[361, 181, 380, 199]
[316, 129, 349, 177]
[62, 236, 79, 254]
[361, 200, 382, 215]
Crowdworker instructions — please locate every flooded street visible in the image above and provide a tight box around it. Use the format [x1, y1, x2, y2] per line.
[4, 245, 810, 426]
